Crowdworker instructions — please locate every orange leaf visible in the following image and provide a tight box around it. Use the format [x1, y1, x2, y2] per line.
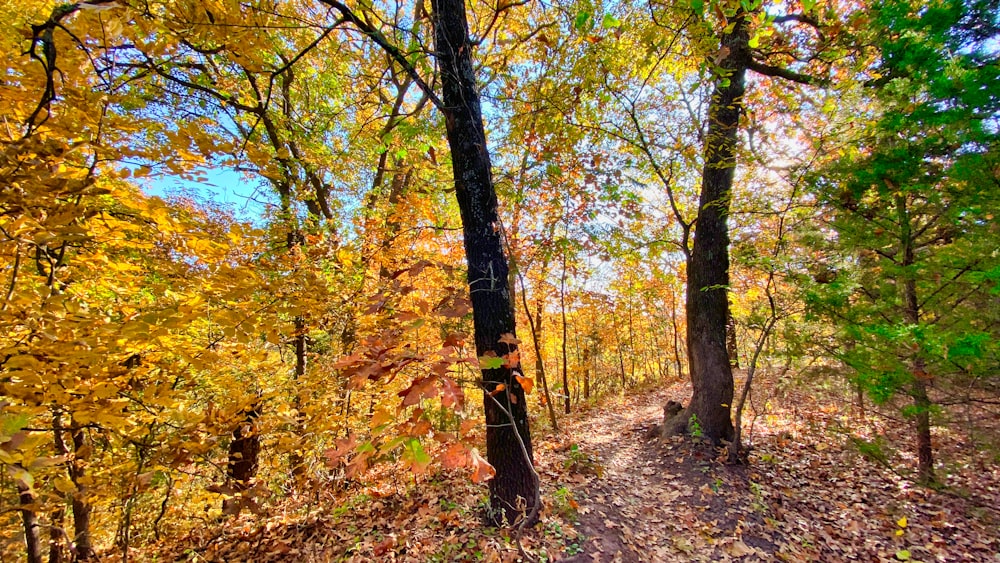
[503, 350, 520, 368]
[441, 376, 464, 408]
[398, 376, 440, 407]
[442, 442, 468, 469]
[470, 448, 496, 483]
[516, 374, 534, 394]
[489, 383, 506, 397]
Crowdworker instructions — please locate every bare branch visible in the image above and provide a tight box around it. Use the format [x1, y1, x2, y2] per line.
[747, 59, 828, 86]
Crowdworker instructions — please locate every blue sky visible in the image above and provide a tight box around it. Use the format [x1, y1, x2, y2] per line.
[140, 167, 271, 224]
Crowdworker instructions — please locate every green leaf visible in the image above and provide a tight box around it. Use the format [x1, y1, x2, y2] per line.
[574, 11, 591, 32]
[802, 0, 817, 12]
[690, 0, 705, 17]
[479, 356, 505, 370]
[601, 14, 621, 29]
[403, 438, 432, 473]
[748, 34, 760, 48]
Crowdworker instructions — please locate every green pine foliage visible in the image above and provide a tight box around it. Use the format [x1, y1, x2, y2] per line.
[805, 0, 1000, 472]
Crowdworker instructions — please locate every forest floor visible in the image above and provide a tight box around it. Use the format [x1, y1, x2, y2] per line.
[152, 379, 1000, 562]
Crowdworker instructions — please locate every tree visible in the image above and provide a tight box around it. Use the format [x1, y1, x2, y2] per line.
[681, 12, 751, 444]
[320, 0, 540, 524]
[667, 0, 838, 444]
[429, 0, 539, 525]
[806, 0, 1000, 484]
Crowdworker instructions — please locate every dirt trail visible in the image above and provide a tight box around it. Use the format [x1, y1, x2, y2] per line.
[539, 384, 1000, 562]
[545, 387, 760, 562]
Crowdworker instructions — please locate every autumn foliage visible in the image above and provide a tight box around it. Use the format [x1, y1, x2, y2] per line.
[1, 0, 998, 560]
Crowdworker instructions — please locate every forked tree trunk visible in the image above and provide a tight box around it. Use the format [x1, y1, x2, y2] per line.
[431, 0, 538, 526]
[683, 14, 751, 444]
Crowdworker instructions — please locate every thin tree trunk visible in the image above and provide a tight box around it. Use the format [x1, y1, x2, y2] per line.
[730, 310, 777, 463]
[560, 248, 570, 414]
[897, 192, 936, 484]
[290, 317, 307, 482]
[726, 310, 740, 368]
[683, 14, 750, 444]
[912, 375, 935, 483]
[521, 287, 558, 430]
[611, 307, 627, 393]
[17, 466, 43, 563]
[627, 294, 637, 384]
[669, 288, 683, 379]
[70, 425, 94, 560]
[49, 415, 68, 563]
[431, 0, 537, 525]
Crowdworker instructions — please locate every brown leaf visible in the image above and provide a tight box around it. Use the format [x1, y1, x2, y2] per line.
[498, 333, 520, 345]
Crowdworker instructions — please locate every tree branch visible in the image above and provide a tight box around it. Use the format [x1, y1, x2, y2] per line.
[747, 59, 828, 86]
[317, 0, 444, 112]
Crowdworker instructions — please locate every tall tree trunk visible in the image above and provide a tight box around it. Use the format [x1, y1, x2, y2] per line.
[431, 0, 538, 526]
[582, 345, 591, 400]
[912, 375, 935, 483]
[627, 293, 637, 384]
[611, 307, 627, 393]
[684, 15, 750, 444]
[50, 415, 68, 563]
[726, 310, 740, 368]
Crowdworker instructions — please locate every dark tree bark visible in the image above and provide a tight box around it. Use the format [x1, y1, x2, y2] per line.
[683, 15, 751, 445]
[17, 465, 43, 563]
[431, 0, 538, 526]
[50, 414, 68, 563]
[69, 426, 94, 561]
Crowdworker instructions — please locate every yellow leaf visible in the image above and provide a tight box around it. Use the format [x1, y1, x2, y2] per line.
[53, 477, 77, 494]
[897, 516, 907, 528]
